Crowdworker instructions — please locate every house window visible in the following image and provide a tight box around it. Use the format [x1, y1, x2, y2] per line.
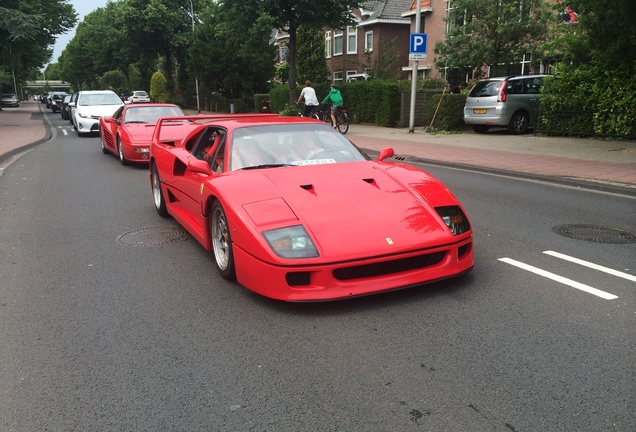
[365, 31, 373, 52]
[347, 26, 357, 54]
[334, 29, 343, 56]
[333, 71, 343, 84]
[325, 31, 332, 58]
[445, 1, 466, 34]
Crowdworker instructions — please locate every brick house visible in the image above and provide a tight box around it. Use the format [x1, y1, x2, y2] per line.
[325, 0, 413, 83]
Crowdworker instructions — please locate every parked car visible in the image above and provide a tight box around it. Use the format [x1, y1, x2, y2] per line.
[60, 94, 72, 119]
[1, 93, 20, 107]
[150, 114, 474, 301]
[126, 90, 151, 104]
[99, 103, 186, 165]
[69, 90, 124, 136]
[49, 91, 67, 113]
[463, 74, 550, 134]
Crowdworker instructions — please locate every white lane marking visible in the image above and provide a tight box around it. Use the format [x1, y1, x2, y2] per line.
[544, 250, 636, 282]
[498, 257, 618, 300]
[62, 129, 68, 136]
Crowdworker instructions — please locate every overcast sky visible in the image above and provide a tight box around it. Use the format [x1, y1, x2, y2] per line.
[50, 0, 110, 63]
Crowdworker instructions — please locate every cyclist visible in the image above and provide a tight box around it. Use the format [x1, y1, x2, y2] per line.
[296, 80, 319, 118]
[321, 83, 344, 128]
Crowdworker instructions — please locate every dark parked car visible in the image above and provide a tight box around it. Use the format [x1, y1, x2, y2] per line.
[49, 92, 67, 113]
[60, 94, 73, 119]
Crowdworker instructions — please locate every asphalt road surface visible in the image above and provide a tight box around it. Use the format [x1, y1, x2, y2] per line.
[1, 114, 635, 431]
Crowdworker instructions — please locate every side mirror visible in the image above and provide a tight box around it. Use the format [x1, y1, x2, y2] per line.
[188, 158, 212, 175]
[104, 117, 117, 124]
[68, 102, 76, 107]
[377, 147, 394, 161]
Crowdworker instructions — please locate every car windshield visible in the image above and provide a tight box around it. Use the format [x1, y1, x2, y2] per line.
[229, 124, 368, 171]
[124, 106, 185, 124]
[80, 93, 122, 106]
[469, 80, 503, 97]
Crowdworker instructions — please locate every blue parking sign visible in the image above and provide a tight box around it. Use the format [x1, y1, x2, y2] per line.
[409, 33, 427, 60]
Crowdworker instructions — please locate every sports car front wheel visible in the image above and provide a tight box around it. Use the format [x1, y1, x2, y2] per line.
[210, 201, 236, 281]
[151, 163, 168, 217]
[117, 136, 129, 165]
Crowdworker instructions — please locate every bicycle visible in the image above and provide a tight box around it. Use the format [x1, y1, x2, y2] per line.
[322, 105, 349, 134]
[297, 102, 320, 120]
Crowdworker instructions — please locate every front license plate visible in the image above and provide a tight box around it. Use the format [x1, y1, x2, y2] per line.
[473, 109, 487, 114]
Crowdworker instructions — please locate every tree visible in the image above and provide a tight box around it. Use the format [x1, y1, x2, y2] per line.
[150, 71, 167, 101]
[296, 25, 329, 84]
[434, 0, 552, 78]
[0, 1, 76, 92]
[261, 0, 363, 103]
[538, 0, 636, 137]
[189, 0, 275, 104]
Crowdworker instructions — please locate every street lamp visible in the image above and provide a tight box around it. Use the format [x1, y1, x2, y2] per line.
[189, 0, 201, 112]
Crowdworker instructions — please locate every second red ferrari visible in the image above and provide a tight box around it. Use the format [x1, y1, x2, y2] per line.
[99, 103, 187, 165]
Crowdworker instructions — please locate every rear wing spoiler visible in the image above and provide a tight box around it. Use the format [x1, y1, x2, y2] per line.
[152, 113, 280, 145]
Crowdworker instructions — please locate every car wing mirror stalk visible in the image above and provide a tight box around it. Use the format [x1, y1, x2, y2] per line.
[377, 147, 394, 161]
[188, 159, 212, 175]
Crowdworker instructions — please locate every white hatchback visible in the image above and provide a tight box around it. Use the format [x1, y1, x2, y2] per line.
[70, 90, 124, 136]
[127, 90, 151, 104]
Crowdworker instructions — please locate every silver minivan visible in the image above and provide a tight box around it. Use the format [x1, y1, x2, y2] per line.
[463, 74, 549, 134]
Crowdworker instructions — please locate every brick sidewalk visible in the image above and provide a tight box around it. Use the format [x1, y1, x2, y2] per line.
[0, 100, 48, 162]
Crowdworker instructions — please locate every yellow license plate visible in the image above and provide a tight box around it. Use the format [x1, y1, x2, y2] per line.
[473, 109, 487, 114]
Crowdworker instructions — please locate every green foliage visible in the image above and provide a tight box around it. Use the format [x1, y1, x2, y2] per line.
[539, 69, 636, 138]
[270, 84, 291, 113]
[0, 2, 77, 89]
[296, 25, 329, 84]
[275, 62, 289, 83]
[150, 72, 167, 101]
[279, 104, 301, 116]
[434, 0, 552, 78]
[99, 70, 127, 93]
[342, 80, 410, 127]
[537, 0, 636, 138]
[420, 78, 447, 89]
[424, 94, 467, 132]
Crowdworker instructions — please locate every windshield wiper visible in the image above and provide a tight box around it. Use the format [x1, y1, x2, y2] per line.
[239, 163, 295, 170]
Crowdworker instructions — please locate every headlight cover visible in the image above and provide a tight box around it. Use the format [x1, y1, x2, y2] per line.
[435, 206, 470, 235]
[263, 225, 319, 258]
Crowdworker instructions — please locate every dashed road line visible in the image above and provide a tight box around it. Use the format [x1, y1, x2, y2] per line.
[543, 250, 636, 282]
[498, 257, 618, 300]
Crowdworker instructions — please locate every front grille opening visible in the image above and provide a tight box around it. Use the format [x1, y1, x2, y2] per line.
[286, 272, 311, 287]
[458, 242, 471, 258]
[333, 252, 446, 281]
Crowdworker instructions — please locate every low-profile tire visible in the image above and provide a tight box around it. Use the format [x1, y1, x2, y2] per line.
[209, 201, 236, 281]
[117, 136, 129, 165]
[472, 125, 490, 134]
[508, 111, 529, 134]
[100, 135, 109, 154]
[151, 163, 169, 217]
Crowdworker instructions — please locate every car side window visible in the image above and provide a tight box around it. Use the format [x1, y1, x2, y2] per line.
[525, 77, 543, 94]
[507, 80, 523, 95]
[113, 107, 124, 120]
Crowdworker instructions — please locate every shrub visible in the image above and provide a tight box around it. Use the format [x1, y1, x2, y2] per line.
[424, 93, 467, 131]
[149, 72, 167, 102]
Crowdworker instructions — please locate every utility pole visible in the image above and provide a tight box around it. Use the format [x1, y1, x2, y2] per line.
[189, 0, 201, 112]
[408, 0, 422, 133]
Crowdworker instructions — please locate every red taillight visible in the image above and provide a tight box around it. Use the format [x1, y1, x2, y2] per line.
[498, 81, 508, 102]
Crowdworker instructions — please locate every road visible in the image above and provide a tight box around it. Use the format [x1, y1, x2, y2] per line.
[1, 114, 635, 431]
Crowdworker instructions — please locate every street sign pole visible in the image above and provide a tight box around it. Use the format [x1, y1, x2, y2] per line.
[409, 1, 423, 133]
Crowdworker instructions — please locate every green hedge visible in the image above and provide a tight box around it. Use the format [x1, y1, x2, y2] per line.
[424, 93, 467, 131]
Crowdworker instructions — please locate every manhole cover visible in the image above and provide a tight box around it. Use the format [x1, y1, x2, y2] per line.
[116, 226, 190, 246]
[552, 224, 636, 244]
